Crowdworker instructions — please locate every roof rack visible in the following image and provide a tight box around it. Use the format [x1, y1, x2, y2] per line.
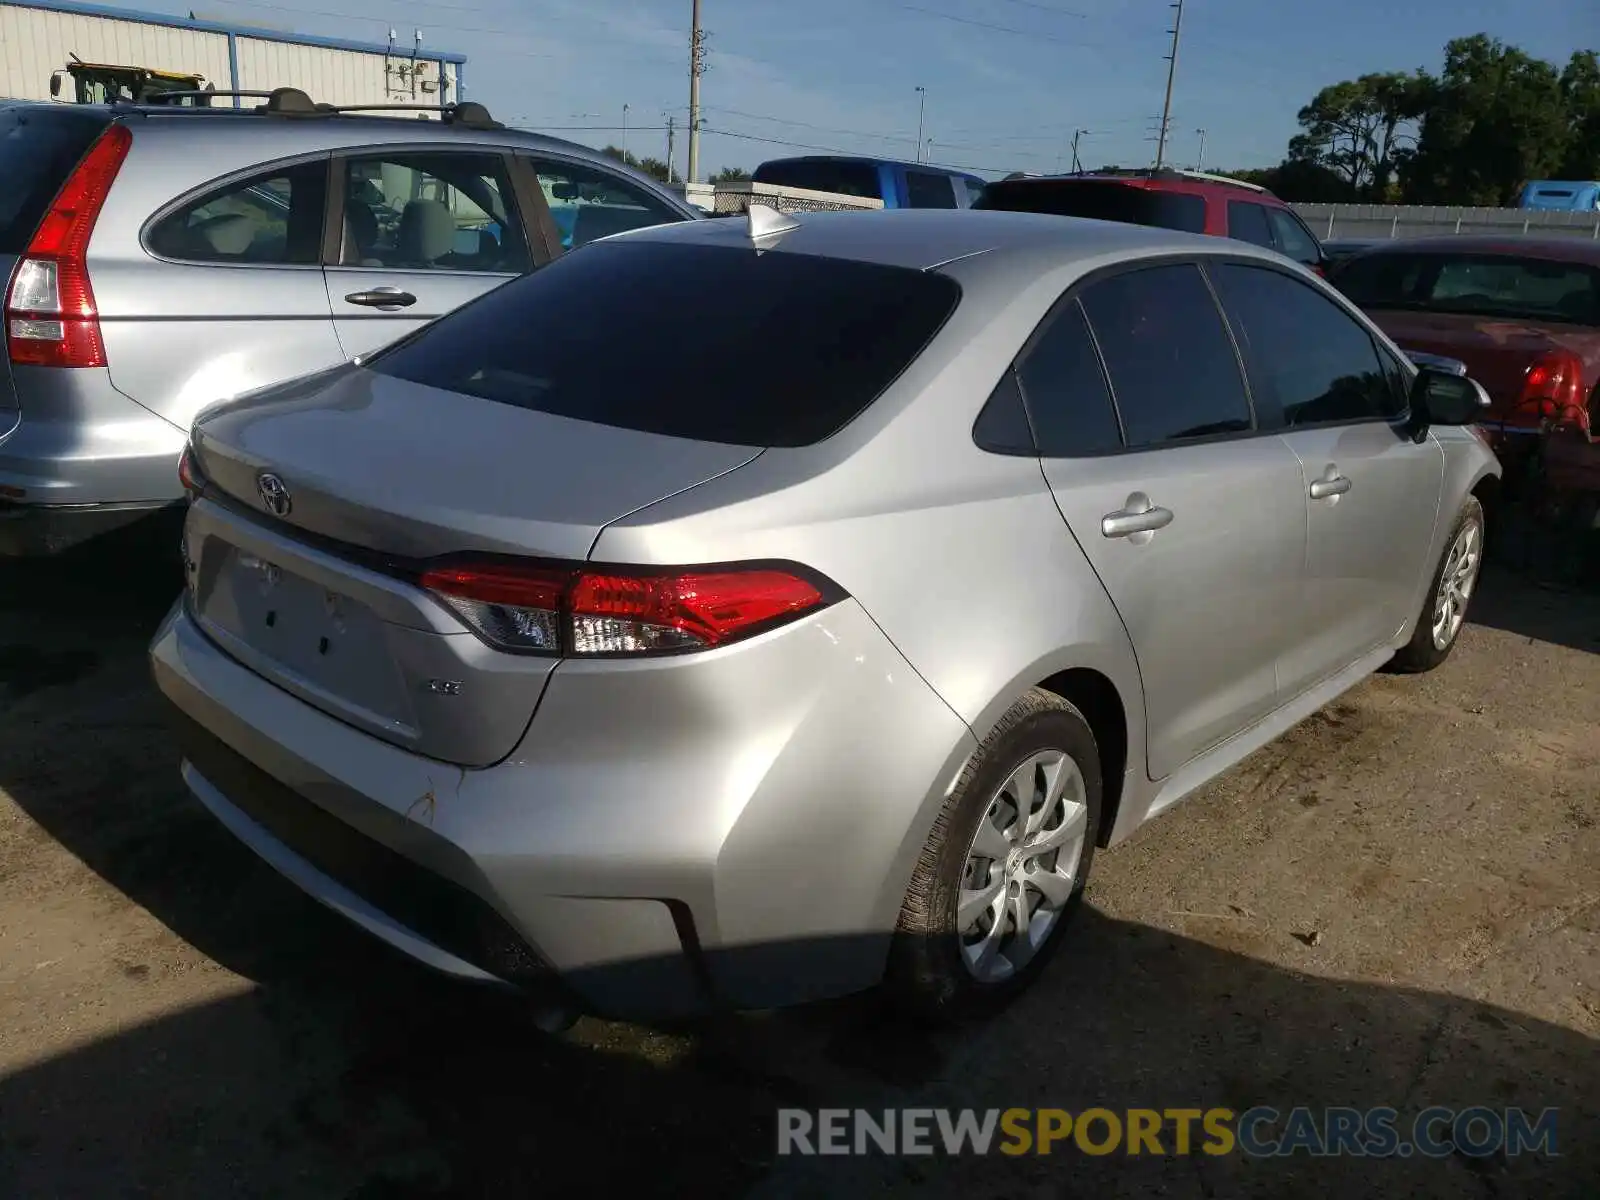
[120, 86, 501, 129]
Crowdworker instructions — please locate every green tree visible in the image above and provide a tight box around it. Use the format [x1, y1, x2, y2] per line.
[1405, 35, 1571, 204]
[1218, 160, 1354, 203]
[598, 145, 672, 183]
[1289, 71, 1430, 199]
[709, 165, 752, 183]
[1558, 50, 1600, 179]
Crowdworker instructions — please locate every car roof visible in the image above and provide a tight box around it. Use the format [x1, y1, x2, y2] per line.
[996, 169, 1282, 202]
[1344, 234, 1600, 267]
[619, 206, 1287, 274]
[757, 153, 980, 178]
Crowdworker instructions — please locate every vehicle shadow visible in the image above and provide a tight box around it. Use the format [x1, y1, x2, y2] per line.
[1467, 566, 1599, 657]
[0, 910, 1594, 1199]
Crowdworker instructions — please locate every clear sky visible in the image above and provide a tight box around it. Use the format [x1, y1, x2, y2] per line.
[137, 0, 1595, 177]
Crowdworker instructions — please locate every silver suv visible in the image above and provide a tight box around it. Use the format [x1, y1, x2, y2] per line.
[0, 89, 697, 555]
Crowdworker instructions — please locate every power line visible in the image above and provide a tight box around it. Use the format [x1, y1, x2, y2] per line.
[989, 0, 1089, 16]
[896, 4, 1099, 45]
[705, 126, 1019, 175]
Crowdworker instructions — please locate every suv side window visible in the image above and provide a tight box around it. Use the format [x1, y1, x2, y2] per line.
[147, 160, 327, 265]
[1015, 298, 1122, 456]
[338, 152, 530, 273]
[1266, 207, 1322, 267]
[1209, 261, 1400, 426]
[1078, 263, 1254, 447]
[1226, 200, 1275, 249]
[906, 170, 958, 208]
[526, 157, 685, 250]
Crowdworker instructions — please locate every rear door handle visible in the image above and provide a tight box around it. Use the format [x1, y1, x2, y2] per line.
[343, 287, 417, 309]
[1309, 474, 1352, 500]
[1101, 500, 1174, 539]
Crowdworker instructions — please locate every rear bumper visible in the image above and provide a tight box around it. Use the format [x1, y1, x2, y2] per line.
[150, 595, 976, 1020]
[0, 496, 180, 556]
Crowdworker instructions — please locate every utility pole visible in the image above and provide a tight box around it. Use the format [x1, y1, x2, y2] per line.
[1071, 128, 1089, 173]
[915, 86, 927, 163]
[665, 115, 676, 183]
[1195, 127, 1207, 170]
[1154, 0, 1184, 169]
[687, 0, 706, 183]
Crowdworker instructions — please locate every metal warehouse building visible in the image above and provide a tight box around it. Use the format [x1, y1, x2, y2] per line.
[0, 0, 465, 109]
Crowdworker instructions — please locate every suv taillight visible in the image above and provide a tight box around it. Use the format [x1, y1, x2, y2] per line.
[419, 559, 840, 656]
[1516, 350, 1584, 424]
[5, 123, 132, 369]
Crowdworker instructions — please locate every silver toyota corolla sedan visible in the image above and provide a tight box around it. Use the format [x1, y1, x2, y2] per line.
[150, 207, 1500, 1025]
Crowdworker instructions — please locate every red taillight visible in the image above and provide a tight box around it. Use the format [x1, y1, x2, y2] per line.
[177, 444, 206, 499]
[1517, 350, 1584, 424]
[5, 123, 132, 369]
[419, 560, 835, 656]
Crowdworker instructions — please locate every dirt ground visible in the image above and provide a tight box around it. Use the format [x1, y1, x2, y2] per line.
[0, 522, 1595, 1199]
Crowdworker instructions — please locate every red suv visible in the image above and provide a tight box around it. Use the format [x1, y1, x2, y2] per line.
[974, 168, 1329, 274]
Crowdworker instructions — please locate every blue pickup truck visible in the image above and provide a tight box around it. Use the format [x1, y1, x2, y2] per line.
[1517, 180, 1600, 212]
[751, 155, 987, 209]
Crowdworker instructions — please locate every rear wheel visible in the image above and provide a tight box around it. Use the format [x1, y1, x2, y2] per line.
[887, 688, 1101, 1020]
[1388, 496, 1485, 674]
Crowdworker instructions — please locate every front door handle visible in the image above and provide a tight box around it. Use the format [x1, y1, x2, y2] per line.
[343, 287, 418, 310]
[1309, 473, 1352, 500]
[1101, 496, 1174, 539]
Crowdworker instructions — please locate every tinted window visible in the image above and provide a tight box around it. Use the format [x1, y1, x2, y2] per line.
[0, 107, 109, 254]
[527, 156, 683, 250]
[751, 159, 882, 201]
[1210, 262, 1398, 426]
[1335, 252, 1600, 327]
[1078, 263, 1253, 446]
[972, 370, 1035, 455]
[369, 241, 960, 447]
[1266, 207, 1321, 266]
[1016, 298, 1122, 456]
[1226, 201, 1274, 248]
[338, 152, 529, 273]
[148, 161, 327, 265]
[975, 180, 1206, 233]
[905, 170, 957, 208]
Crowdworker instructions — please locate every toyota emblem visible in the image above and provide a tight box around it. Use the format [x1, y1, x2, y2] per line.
[257, 472, 292, 518]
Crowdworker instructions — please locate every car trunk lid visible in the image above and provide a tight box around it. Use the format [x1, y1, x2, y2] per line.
[185, 366, 760, 766]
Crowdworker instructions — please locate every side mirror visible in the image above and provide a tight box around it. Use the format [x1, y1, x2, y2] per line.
[551, 182, 578, 201]
[1406, 366, 1491, 442]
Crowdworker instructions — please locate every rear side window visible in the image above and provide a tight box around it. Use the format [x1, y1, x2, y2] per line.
[369, 241, 961, 447]
[751, 159, 882, 201]
[1210, 262, 1399, 426]
[974, 180, 1206, 233]
[0, 107, 110, 254]
[1266, 208, 1321, 266]
[1078, 263, 1253, 447]
[1226, 201, 1274, 249]
[1016, 298, 1122, 456]
[905, 170, 957, 208]
[147, 161, 328, 264]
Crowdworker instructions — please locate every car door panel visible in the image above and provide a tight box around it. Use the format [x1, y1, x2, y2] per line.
[1207, 260, 1447, 695]
[1018, 265, 1309, 780]
[324, 149, 532, 360]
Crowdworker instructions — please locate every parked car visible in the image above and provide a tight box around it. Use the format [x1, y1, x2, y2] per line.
[1517, 180, 1600, 213]
[0, 89, 698, 556]
[751, 155, 987, 208]
[151, 208, 1498, 1026]
[973, 168, 1330, 274]
[1321, 237, 1380, 266]
[1329, 236, 1600, 481]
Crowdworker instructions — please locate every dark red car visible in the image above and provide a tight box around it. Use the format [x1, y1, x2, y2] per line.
[974, 168, 1330, 274]
[1331, 237, 1600, 469]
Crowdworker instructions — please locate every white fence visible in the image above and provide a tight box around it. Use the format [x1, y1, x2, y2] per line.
[1294, 203, 1600, 242]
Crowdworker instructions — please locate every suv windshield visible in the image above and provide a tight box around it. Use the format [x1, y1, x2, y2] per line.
[368, 240, 962, 447]
[0, 107, 111, 254]
[1335, 252, 1600, 327]
[974, 179, 1207, 234]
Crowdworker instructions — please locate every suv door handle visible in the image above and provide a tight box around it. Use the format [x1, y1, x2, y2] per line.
[343, 287, 417, 309]
[1309, 473, 1352, 500]
[1101, 498, 1174, 539]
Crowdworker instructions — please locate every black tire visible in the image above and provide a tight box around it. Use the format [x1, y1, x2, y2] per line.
[887, 688, 1102, 1021]
[1387, 495, 1485, 674]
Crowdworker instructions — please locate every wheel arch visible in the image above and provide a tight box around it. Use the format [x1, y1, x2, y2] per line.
[1033, 667, 1131, 848]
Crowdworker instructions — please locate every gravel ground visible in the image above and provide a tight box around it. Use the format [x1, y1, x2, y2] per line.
[0, 522, 1595, 1199]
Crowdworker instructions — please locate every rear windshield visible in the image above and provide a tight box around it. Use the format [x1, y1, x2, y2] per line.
[974, 179, 1207, 234]
[368, 240, 962, 447]
[1334, 252, 1600, 327]
[751, 159, 883, 201]
[0, 107, 111, 254]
